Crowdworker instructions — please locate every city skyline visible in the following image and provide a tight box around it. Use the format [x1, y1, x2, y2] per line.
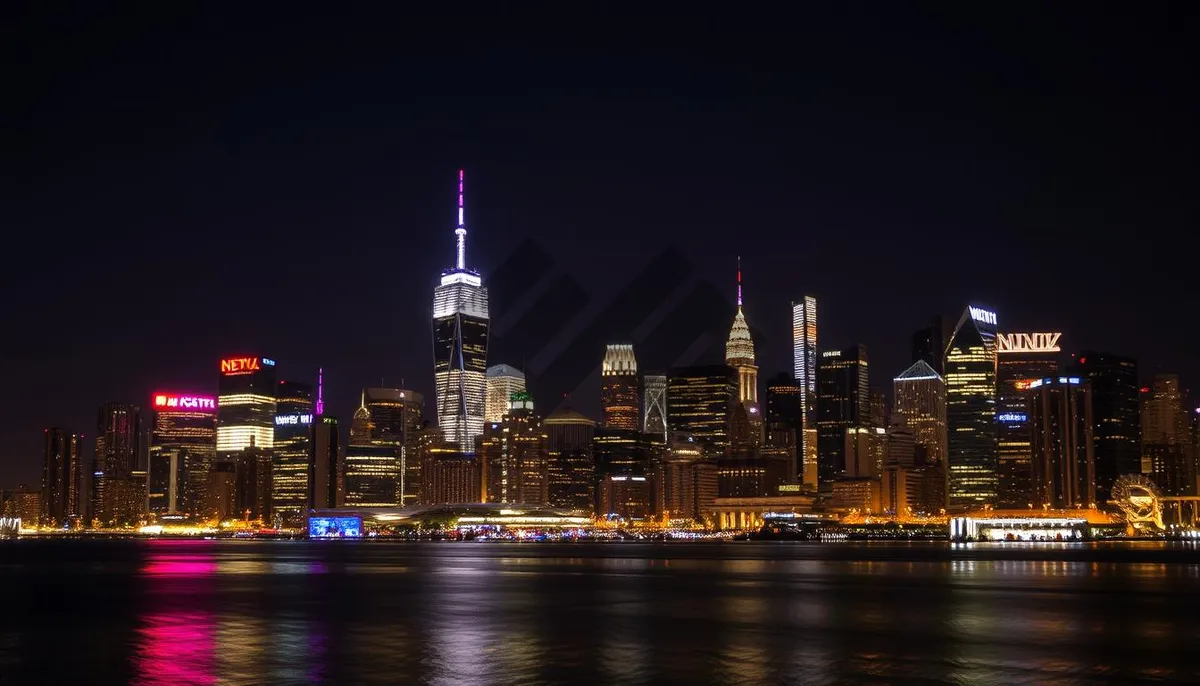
[5, 6, 1197, 485]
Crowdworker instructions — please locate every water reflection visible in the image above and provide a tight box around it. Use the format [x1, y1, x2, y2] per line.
[134, 541, 218, 685]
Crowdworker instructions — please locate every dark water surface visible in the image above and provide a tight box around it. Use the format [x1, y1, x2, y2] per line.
[1, 540, 1199, 685]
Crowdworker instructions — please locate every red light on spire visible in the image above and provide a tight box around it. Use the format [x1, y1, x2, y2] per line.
[1078, 357, 1086, 364]
[1140, 387, 1150, 393]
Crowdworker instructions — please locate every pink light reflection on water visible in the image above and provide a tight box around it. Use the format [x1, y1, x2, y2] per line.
[133, 541, 219, 686]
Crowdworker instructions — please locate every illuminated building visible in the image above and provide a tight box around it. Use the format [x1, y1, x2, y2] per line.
[1141, 374, 1195, 496]
[482, 391, 549, 506]
[41, 428, 82, 527]
[790, 296, 818, 474]
[593, 428, 647, 478]
[654, 436, 717, 521]
[944, 305, 999, 508]
[893, 360, 948, 467]
[1028, 376, 1095, 507]
[2, 486, 41, 527]
[816, 345, 869, 489]
[911, 316, 949, 376]
[235, 446, 272, 522]
[844, 426, 886, 479]
[485, 365, 526, 423]
[995, 332, 1060, 507]
[205, 461, 236, 520]
[310, 415, 342, 509]
[272, 380, 313, 526]
[764, 373, 802, 482]
[597, 474, 653, 520]
[642, 374, 668, 442]
[357, 388, 424, 505]
[344, 443, 399, 507]
[216, 356, 277, 456]
[543, 406, 596, 511]
[1073, 352, 1139, 502]
[601, 344, 640, 430]
[718, 449, 790, 498]
[433, 169, 489, 452]
[420, 443, 481, 505]
[148, 392, 216, 516]
[93, 402, 143, 526]
[666, 365, 738, 454]
[725, 259, 760, 445]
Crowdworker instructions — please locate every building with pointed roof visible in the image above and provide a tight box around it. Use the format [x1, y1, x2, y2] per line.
[944, 304, 999, 508]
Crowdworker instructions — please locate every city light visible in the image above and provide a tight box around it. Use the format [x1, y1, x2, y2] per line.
[152, 393, 216, 411]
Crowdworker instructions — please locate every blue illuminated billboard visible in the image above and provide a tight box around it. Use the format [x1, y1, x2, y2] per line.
[308, 516, 363, 539]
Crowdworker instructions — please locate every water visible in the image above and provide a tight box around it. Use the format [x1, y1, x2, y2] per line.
[1, 540, 1198, 685]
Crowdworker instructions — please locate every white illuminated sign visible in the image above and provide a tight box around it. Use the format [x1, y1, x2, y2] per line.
[997, 332, 1062, 354]
[968, 306, 997, 326]
[275, 414, 313, 425]
[821, 350, 842, 358]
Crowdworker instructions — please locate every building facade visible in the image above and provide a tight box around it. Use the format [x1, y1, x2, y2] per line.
[41, 428, 82, 527]
[544, 406, 596, 512]
[816, 345, 869, 489]
[1028, 376, 1096, 508]
[944, 305, 999, 508]
[601, 344, 640, 431]
[148, 392, 216, 516]
[93, 402, 143, 526]
[642, 373, 668, 442]
[217, 356, 278, 457]
[791, 296, 818, 476]
[272, 380, 314, 526]
[666, 365, 738, 454]
[1073, 351, 1140, 502]
[995, 332, 1060, 507]
[485, 365, 526, 424]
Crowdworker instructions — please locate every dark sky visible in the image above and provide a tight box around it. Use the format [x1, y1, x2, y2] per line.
[4, 4, 1197, 486]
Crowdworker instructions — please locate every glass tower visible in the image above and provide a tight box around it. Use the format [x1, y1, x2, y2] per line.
[272, 380, 313, 526]
[944, 305, 999, 507]
[791, 296, 817, 476]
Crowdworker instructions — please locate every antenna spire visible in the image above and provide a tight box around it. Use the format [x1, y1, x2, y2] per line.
[736, 255, 743, 308]
[316, 368, 325, 416]
[455, 168, 466, 271]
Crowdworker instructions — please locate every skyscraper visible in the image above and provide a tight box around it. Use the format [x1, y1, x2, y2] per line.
[1141, 374, 1195, 496]
[893, 360, 948, 468]
[482, 391, 549, 506]
[309, 415, 341, 509]
[944, 305, 999, 508]
[725, 258, 761, 447]
[666, 365, 738, 454]
[601, 344, 640, 431]
[41, 428, 82, 527]
[544, 406, 596, 511]
[791, 296, 817, 470]
[995, 330, 1060, 507]
[1073, 352, 1139, 502]
[764, 373, 803, 482]
[485, 365, 526, 423]
[911, 316, 949, 376]
[216, 356, 278, 456]
[148, 392, 216, 515]
[642, 373, 668, 442]
[433, 169, 489, 452]
[272, 380, 313, 526]
[93, 402, 142, 526]
[816, 345, 869, 488]
[361, 388, 424, 505]
[1028, 376, 1095, 508]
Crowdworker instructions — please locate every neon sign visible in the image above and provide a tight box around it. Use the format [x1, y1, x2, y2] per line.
[968, 306, 997, 326]
[997, 332, 1062, 354]
[821, 350, 841, 358]
[997, 413, 1027, 423]
[221, 357, 261, 375]
[1013, 379, 1035, 391]
[152, 393, 216, 412]
[262, 358, 276, 366]
[275, 414, 313, 426]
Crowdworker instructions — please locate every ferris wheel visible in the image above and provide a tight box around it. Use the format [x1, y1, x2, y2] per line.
[1111, 474, 1164, 530]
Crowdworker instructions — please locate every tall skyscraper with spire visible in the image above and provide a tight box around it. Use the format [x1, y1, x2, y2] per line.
[726, 258, 760, 446]
[432, 169, 489, 452]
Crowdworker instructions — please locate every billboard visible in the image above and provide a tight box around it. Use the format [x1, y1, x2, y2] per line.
[220, 357, 274, 375]
[997, 332, 1062, 354]
[152, 393, 216, 412]
[275, 414, 313, 426]
[308, 516, 363, 539]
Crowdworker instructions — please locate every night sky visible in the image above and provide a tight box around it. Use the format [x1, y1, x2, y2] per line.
[5, 5, 1196, 485]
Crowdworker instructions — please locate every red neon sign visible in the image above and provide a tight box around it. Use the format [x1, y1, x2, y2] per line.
[152, 393, 216, 412]
[220, 357, 261, 375]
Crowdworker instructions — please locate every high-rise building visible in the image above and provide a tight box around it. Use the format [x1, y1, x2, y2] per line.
[485, 365, 526, 423]
[654, 437, 717, 522]
[725, 258, 761, 448]
[433, 169, 489, 452]
[310, 415, 342, 509]
[791, 296, 818, 472]
[234, 446, 272, 522]
[482, 391, 549, 505]
[764, 373, 802, 481]
[420, 441, 481, 505]
[216, 356, 278, 456]
[41, 428, 82, 527]
[148, 392, 216, 516]
[666, 365, 738, 454]
[1141, 374, 1195, 496]
[360, 388, 424, 506]
[893, 360, 948, 468]
[1073, 352, 1139, 502]
[642, 374, 668, 442]
[544, 406, 596, 512]
[911, 316, 949, 376]
[868, 388, 888, 429]
[944, 305, 999, 508]
[1028, 376, 1095, 508]
[816, 345, 869, 488]
[93, 402, 142, 526]
[272, 380, 313, 526]
[995, 331, 1061, 507]
[601, 344, 640, 431]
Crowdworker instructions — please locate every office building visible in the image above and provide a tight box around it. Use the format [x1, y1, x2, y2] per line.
[148, 392, 216, 516]
[358, 388, 424, 505]
[310, 415, 342, 509]
[93, 402, 143, 526]
[544, 406, 596, 511]
[764, 373, 803, 482]
[597, 474, 653, 520]
[344, 443, 400, 507]
[41, 428, 82, 527]
[1073, 352, 1140, 502]
[1141, 374, 1195, 496]
[642, 374, 668, 442]
[654, 436, 717, 522]
[234, 446, 272, 522]
[816, 345, 869, 488]
[272, 380, 313, 526]
[791, 296, 818, 471]
[666, 365, 738, 454]
[995, 331, 1060, 507]
[485, 365, 526, 423]
[911, 316, 949, 376]
[718, 449, 790, 498]
[482, 391, 549, 506]
[433, 169, 489, 452]
[944, 305, 999, 508]
[216, 355, 278, 456]
[893, 360, 948, 468]
[420, 442, 481, 505]
[601, 344, 640, 431]
[1028, 376, 1096, 508]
